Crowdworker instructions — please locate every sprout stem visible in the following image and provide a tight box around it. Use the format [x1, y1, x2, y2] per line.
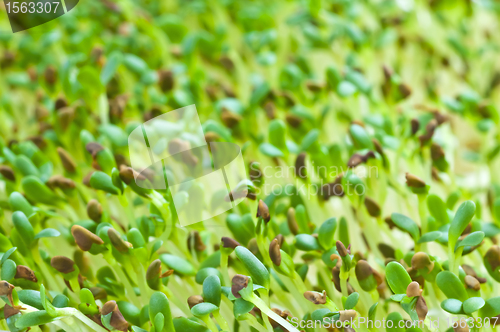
[201, 315, 219, 332]
[69, 277, 81, 296]
[103, 254, 142, 305]
[213, 310, 230, 331]
[58, 308, 109, 332]
[32, 248, 62, 294]
[220, 250, 231, 287]
[340, 270, 349, 297]
[161, 285, 192, 316]
[248, 293, 300, 332]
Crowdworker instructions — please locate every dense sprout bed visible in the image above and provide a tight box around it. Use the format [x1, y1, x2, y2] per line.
[1, 0, 500, 331]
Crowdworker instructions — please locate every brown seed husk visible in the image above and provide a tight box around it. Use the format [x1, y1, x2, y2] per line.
[118, 165, 146, 185]
[398, 83, 412, 99]
[411, 119, 420, 135]
[221, 237, 240, 250]
[303, 290, 327, 305]
[3, 304, 20, 319]
[231, 274, 249, 299]
[51, 256, 76, 274]
[264, 101, 276, 119]
[0, 165, 16, 182]
[44, 65, 57, 85]
[287, 208, 299, 235]
[256, 199, 270, 223]
[0, 281, 15, 305]
[411, 252, 434, 272]
[30, 137, 46, 149]
[221, 108, 242, 128]
[269, 239, 282, 266]
[83, 171, 94, 187]
[355, 260, 373, 281]
[462, 264, 477, 277]
[108, 228, 132, 253]
[431, 143, 445, 161]
[85, 142, 105, 158]
[339, 309, 357, 323]
[71, 225, 104, 251]
[405, 173, 426, 188]
[416, 296, 428, 321]
[100, 300, 128, 331]
[321, 175, 345, 200]
[406, 281, 422, 297]
[274, 234, 284, 247]
[485, 245, 500, 271]
[419, 119, 438, 145]
[90, 287, 108, 300]
[57, 147, 77, 173]
[464, 275, 481, 291]
[158, 70, 174, 92]
[295, 153, 307, 179]
[87, 199, 103, 223]
[453, 319, 470, 332]
[285, 113, 302, 128]
[336, 241, 348, 257]
[347, 154, 365, 168]
[146, 260, 162, 281]
[364, 197, 381, 217]
[187, 231, 207, 252]
[58, 107, 75, 131]
[378, 243, 395, 259]
[348, 151, 376, 168]
[219, 55, 235, 71]
[188, 295, 204, 309]
[14, 265, 37, 282]
[47, 175, 76, 190]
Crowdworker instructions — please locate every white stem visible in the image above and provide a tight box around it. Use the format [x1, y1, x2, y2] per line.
[58, 308, 109, 332]
[250, 295, 300, 332]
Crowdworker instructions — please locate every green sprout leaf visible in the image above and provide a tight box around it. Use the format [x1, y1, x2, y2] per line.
[203, 275, 222, 307]
[436, 271, 468, 301]
[456, 231, 484, 250]
[441, 299, 464, 314]
[448, 201, 476, 249]
[344, 292, 359, 310]
[34, 228, 60, 240]
[391, 213, 420, 241]
[417, 231, 442, 244]
[160, 254, 196, 276]
[191, 303, 219, 317]
[235, 246, 270, 289]
[318, 217, 337, 249]
[15, 310, 54, 329]
[295, 234, 321, 251]
[463, 297, 485, 314]
[427, 194, 449, 226]
[149, 292, 175, 332]
[385, 261, 412, 295]
[173, 317, 210, 332]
